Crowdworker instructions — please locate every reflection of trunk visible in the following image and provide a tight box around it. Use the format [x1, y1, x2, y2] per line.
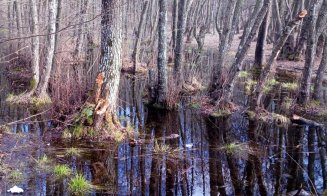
[274, 128, 284, 196]
[286, 125, 305, 192]
[307, 127, 316, 192]
[205, 117, 227, 196]
[317, 127, 327, 189]
[248, 120, 268, 195]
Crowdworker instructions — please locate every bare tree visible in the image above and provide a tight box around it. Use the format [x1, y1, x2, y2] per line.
[93, 0, 123, 131]
[35, 0, 58, 98]
[156, 0, 168, 105]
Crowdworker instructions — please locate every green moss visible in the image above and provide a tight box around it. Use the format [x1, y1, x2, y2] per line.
[226, 143, 237, 154]
[66, 147, 82, 157]
[9, 170, 24, 184]
[211, 109, 231, 117]
[53, 165, 72, 179]
[245, 79, 257, 95]
[73, 124, 85, 138]
[263, 79, 279, 93]
[62, 128, 72, 139]
[68, 174, 92, 195]
[238, 71, 250, 78]
[281, 82, 298, 92]
[31, 95, 52, 108]
[30, 78, 37, 90]
[190, 102, 200, 109]
[245, 110, 256, 120]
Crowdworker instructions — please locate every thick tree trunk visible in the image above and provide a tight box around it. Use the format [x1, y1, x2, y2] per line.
[313, 33, 327, 100]
[132, 1, 148, 74]
[35, 0, 58, 97]
[298, 1, 323, 105]
[29, 0, 40, 91]
[94, 0, 122, 131]
[156, 0, 168, 105]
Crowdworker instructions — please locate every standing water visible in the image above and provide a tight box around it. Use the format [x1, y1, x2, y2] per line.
[0, 74, 326, 195]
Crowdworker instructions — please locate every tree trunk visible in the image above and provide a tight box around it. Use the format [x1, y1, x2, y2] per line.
[132, 1, 148, 74]
[174, 0, 187, 86]
[29, 0, 40, 91]
[255, 13, 306, 107]
[13, 0, 22, 50]
[313, 33, 327, 100]
[35, 0, 58, 97]
[220, 0, 272, 101]
[156, 0, 168, 105]
[94, 0, 122, 131]
[298, 1, 323, 105]
[253, 5, 271, 80]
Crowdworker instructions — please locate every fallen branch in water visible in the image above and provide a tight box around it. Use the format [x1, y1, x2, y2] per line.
[0, 108, 51, 127]
[290, 114, 324, 128]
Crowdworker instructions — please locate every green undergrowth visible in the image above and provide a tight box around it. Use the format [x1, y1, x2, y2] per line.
[53, 164, 72, 179]
[69, 173, 93, 195]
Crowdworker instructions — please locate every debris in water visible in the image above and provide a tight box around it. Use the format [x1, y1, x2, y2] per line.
[7, 186, 24, 194]
[185, 143, 193, 148]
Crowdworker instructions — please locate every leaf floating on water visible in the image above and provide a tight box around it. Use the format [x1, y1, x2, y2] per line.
[7, 185, 24, 193]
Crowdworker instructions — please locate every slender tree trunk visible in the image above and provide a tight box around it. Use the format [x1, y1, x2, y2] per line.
[253, 5, 271, 80]
[156, 0, 168, 105]
[255, 13, 306, 106]
[13, 0, 22, 50]
[132, 1, 148, 74]
[313, 33, 327, 100]
[298, 1, 323, 105]
[29, 0, 40, 91]
[221, 0, 272, 101]
[35, 0, 58, 97]
[174, 0, 187, 86]
[171, 0, 178, 54]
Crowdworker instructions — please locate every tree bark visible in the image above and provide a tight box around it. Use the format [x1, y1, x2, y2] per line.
[35, 0, 58, 97]
[156, 0, 168, 105]
[94, 0, 122, 131]
[253, 5, 271, 80]
[132, 1, 148, 74]
[255, 14, 306, 106]
[174, 0, 187, 86]
[220, 0, 272, 101]
[298, 1, 323, 105]
[29, 0, 40, 91]
[313, 33, 327, 100]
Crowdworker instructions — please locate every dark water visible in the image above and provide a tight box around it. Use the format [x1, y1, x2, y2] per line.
[0, 74, 326, 195]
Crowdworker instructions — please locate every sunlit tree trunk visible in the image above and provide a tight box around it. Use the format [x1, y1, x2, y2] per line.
[174, 0, 188, 86]
[35, 0, 58, 98]
[156, 0, 168, 105]
[298, 1, 323, 105]
[29, 0, 40, 91]
[93, 0, 122, 131]
[313, 33, 327, 100]
[132, 1, 148, 73]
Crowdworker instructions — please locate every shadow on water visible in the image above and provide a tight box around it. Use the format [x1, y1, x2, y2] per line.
[0, 73, 327, 195]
